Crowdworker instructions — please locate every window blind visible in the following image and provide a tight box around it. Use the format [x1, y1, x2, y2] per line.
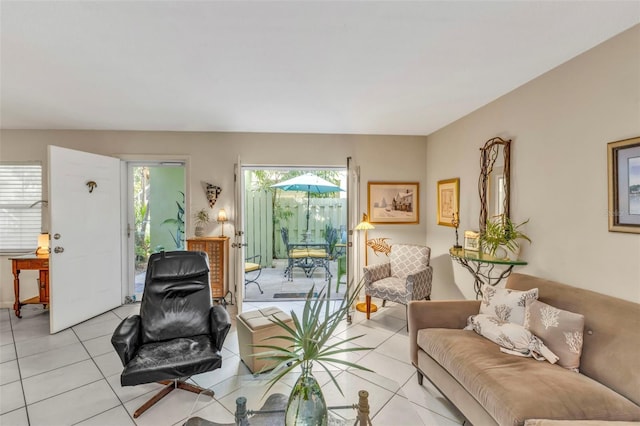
[0, 163, 43, 252]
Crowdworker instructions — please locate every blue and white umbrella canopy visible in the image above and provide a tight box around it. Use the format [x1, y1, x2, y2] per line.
[271, 173, 344, 232]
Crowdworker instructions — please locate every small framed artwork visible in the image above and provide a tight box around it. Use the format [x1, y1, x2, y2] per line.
[437, 178, 460, 227]
[608, 137, 640, 234]
[464, 230, 480, 251]
[367, 182, 419, 224]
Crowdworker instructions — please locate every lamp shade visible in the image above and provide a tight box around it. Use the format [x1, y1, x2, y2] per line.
[217, 209, 228, 222]
[36, 233, 49, 255]
[355, 213, 375, 230]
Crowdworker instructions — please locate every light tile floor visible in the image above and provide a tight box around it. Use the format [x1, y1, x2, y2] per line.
[0, 299, 468, 426]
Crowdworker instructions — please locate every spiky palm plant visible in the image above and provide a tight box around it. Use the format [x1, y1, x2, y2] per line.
[254, 280, 373, 396]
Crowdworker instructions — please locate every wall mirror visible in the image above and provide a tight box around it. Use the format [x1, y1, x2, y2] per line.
[478, 137, 511, 232]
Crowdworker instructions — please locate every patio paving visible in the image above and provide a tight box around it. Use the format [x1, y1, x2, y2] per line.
[243, 258, 347, 302]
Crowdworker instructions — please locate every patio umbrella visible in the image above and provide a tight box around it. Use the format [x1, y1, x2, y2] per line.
[271, 173, 344, 232]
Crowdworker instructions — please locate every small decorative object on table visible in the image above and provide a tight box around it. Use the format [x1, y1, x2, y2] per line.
[217, 209, 228, 237]
[253, 281, 373, 426]
[193, 208, 210, 237]
[464, 230, 480, 251]
[452, 211, 462, 249]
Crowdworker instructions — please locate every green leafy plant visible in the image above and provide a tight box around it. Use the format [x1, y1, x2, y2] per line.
[254, 280, 373, 396]
[161, 191, 185, 249]
[480, 214, 531, 256]
[323, 223, 339, 258]
[193, 208, 210, 227]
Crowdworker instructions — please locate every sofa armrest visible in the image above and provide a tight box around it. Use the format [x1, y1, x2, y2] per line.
[111, 315, 141, 366]
[210, 305, 232, 352]
[408, 300, 481, 365]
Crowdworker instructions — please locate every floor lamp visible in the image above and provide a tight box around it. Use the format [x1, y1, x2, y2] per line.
[355, 213, 378, 313]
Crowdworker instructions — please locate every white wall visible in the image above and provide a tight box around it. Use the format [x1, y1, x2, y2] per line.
[0, 131, 427, 308]
[426, 25, 640, 302]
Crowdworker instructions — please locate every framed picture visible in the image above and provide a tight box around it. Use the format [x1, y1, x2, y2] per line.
[608, 137, 640, 234]
[437, 178, 460, 227]
[367, 182, 419, 224]
[464, 230, 480, 251]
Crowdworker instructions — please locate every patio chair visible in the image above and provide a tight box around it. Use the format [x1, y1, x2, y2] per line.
[281, 227, 330, 280]
[245, 254, 263, 294]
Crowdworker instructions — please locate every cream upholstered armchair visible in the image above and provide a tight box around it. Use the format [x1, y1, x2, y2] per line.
[363, 244, 433, 320]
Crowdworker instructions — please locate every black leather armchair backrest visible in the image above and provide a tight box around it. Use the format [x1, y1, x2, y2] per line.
[140, 251, 212, 344]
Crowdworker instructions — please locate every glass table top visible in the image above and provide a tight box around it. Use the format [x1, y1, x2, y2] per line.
[449, 247, 528, 266]
[185, 368, 424, 425]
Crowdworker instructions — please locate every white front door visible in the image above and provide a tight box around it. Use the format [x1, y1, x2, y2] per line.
[48, 146, 122, 333]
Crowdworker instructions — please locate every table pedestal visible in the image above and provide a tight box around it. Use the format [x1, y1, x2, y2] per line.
[449, 248, 527, 299]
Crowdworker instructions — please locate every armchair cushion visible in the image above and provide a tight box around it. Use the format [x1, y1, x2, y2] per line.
[390, 244, 430, 279]
[120, 334, 222, 386]
[140, 251, 212, 343]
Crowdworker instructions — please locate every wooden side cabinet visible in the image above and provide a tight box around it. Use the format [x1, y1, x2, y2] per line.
[187, 237, 229, 301]
[10, 254, 49, 318]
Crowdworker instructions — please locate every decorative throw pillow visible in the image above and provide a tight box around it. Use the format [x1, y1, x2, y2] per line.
[465, 314, 558, 363]
[524, 299, 585, 371]
[479, 284, 538, 325]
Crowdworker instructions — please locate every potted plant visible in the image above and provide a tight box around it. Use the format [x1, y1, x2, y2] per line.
[255, 281, 372, 425]
[480, 214, 531, 260]
[193, 208, 210, 237]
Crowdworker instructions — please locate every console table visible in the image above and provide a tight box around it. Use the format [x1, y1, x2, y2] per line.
[10, 253, 49, 318]
[449, 247, 527, 299]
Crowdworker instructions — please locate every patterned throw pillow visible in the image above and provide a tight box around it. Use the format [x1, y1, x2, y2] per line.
[465, 314, 559, 363]
[524, 299, 585, 371]
[479, 284, 539, 325]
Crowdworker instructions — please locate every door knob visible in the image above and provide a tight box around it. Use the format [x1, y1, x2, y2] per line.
[54, 246, 64, 253]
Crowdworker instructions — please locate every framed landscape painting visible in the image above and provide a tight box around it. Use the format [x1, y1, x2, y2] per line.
[367, 182, 419, 224]
[608, 136, 640, 234]
[437, 178, 460, 227]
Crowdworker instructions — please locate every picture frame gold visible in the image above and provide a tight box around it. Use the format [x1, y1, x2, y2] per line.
[464, 230, 480, 251]
[608, 136, 640, 234]
[367, 182, 419, 224]
[437, 178, 460, 227]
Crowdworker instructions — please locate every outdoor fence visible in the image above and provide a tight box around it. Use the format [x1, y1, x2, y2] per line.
[245, 191, 347, 265]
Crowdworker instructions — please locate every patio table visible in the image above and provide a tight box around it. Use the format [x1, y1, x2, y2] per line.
[284, 241, 332, 281]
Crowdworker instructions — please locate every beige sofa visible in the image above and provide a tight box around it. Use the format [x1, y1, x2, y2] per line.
[408, 273, 640, 426]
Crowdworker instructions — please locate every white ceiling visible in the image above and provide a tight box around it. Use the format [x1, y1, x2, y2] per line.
[1, 1, 638, 136]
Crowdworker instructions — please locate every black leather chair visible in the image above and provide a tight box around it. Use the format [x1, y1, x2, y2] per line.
[111, 251, 231, 418]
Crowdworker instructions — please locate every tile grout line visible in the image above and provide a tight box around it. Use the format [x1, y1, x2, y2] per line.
[70, 322, 136, 425]
[5, 308, 30, 425]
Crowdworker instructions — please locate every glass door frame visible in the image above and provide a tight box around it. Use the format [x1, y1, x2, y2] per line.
[123, 156, 190, 301]
[239, 164, 348, 305]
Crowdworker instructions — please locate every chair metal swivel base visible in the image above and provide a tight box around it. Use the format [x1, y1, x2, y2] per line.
[133, 379, 214, 418]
